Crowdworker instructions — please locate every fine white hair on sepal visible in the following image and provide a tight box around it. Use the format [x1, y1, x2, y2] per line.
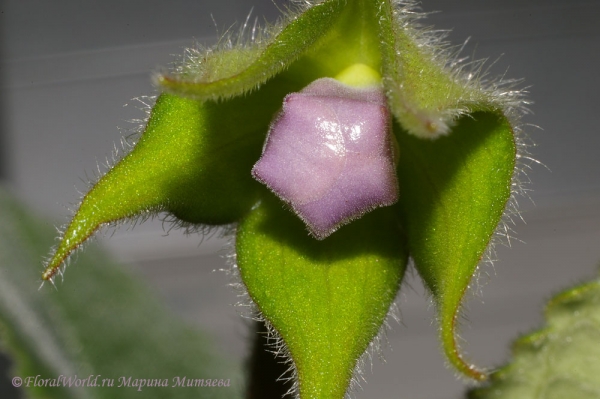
[153, 0, 330, 101]
[41, 94, 226, 285]
[224, 228, 406, 399]
[388, 0, 530, 139]
[344, 299, 402, 399]
[223, 229, 304, 397]
[385, 0, 540, 378]
[423, 120, 542, 380]
[41, 95, 153, 284]
[222, 235, 301, 399]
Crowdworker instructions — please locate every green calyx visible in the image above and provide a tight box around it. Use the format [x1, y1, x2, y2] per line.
[42, 0, 525, 396]
[43, 75, 297, 280]
[156, 0, 348, 99]
[396, 111, 516, 380]
[237, 195, 407, 399]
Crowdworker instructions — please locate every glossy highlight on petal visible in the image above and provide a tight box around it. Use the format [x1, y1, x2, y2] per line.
[252, 78, 399, 239]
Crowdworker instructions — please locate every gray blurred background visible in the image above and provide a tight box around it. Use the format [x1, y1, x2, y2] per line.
[1, 0, 599, 398]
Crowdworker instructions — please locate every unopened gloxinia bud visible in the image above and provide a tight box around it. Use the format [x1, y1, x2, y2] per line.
[252, 78, 399, 239]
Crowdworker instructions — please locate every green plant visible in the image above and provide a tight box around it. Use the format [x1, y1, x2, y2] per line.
[3, 1, 597, 399]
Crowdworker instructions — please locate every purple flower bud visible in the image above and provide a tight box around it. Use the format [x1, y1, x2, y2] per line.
[252, 78, 399, 239]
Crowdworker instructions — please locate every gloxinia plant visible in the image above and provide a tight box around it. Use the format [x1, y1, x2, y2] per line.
[42, 1, 529, 398]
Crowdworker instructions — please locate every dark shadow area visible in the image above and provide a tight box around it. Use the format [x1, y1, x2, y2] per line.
[245, 321, 293, 399]
[0, 353, 22, 399]
[161, 73, 300, 224]
[251, 191, 406, 264]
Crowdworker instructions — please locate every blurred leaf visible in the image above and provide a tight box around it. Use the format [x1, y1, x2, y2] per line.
[236, 194, 407, 399]
[469, 273, 600, 399]
[396, 112, 516, 380]
[0, 187, 240, 399]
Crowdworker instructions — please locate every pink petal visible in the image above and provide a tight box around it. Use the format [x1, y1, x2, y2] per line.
[252, 78, 399, 239]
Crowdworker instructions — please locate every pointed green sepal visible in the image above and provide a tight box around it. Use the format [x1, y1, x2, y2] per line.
[236, 195, 407, 399]
[374, 0, 503, 139]
[156, 0, 347, 100]
[396, 111, 516, 380]
[43, 77, 296, 281]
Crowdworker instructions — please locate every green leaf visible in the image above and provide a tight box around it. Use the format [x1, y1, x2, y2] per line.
[236, 194, 407, 399]
[468, 273, 600, 399]
[374, 0, 503, 139]
[157, 0, 347, 99]
[42, 75, 298, 281]
[396, 111, 516, 380]
[0, 187, 240, 399]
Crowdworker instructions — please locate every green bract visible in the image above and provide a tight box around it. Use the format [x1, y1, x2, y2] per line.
[237, 196, 407, 399]
[42, 0, 525, 397]
[397, 112, 516, 380]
